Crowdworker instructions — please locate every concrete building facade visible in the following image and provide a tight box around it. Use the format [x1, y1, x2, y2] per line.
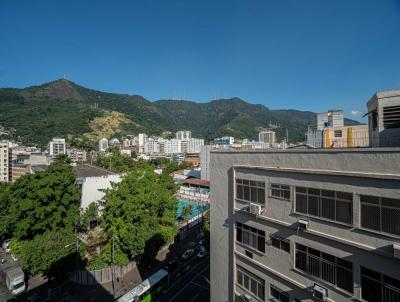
[367, 90, 400, 148]
[0, 141, 11, 182]
[49, 138, 66, 156]
[210, 149, 400, 302]
[176, 130, 192, 140]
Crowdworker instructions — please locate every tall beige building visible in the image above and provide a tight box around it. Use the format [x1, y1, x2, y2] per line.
[0, 141, 11, 182]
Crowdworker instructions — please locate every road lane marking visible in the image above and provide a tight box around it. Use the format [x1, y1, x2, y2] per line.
[191, 281, 209, 291]
[167, 264, 209, 302]
[190, 293, 200, 301]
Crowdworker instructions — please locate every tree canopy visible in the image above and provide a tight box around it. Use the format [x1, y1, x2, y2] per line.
[0, 162, 81, 274]
[100, 163, 178, 265]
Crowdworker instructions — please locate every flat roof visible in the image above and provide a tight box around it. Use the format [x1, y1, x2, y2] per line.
[211, 147, 400, 154]
[74, 164, 115, 178]
[182, 178, 210, 187]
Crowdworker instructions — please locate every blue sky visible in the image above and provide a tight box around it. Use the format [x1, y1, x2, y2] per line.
[1, 0, 400, 120]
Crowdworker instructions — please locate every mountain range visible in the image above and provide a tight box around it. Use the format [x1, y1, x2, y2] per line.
[0, 79, 358, 146]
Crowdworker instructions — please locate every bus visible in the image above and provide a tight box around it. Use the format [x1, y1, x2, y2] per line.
[115, 269, 169, 302]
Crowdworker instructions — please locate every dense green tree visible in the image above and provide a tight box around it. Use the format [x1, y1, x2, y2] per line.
[100, 163, 178, 265]
[0, 182, 11, 236]
[0, 162, 80, 241]
[95, 150, 138, 173]
[11, 229, 77, 274]
[80, 203, 99, 232]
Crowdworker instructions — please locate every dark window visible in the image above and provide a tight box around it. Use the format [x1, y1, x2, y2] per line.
[334, 130, 342, 137]
[270, 183, 291, 200]
[361, 267, 400, 302]
[270, 235, 290, 253]
[237, 223, 265, 253]
[295, 244, 353, 293]
[236, 265, 265, 300]
[236, 178, 265, 205]
[270, 285, 290, 302]
[295, 187, 353, 225]
[361, 195, 400, 236]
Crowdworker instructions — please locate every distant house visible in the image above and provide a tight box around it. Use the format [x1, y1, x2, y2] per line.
[74, 164, 123, 211]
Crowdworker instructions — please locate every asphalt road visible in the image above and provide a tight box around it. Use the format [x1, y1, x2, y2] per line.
[159, 255, 210, 302]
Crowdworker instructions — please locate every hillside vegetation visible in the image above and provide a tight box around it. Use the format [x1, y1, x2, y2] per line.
[0, 79, 357, 146]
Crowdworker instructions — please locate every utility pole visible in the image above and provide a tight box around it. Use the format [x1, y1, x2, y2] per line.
[112, 235, 115, 298]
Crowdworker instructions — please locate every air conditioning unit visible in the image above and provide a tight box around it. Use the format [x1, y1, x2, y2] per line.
[239, 293, 253, 302]
[313, 284, 327, 301]
[393, 243, 400, 259]
[298, 219, 309, 231]
[249, 204, 262, 215]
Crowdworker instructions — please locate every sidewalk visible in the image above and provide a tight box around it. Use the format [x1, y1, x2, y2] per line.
[62, 224, 204, 302]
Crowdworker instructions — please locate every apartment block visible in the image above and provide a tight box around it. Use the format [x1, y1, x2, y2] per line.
[259, 131, 276, 144]
[210, 148, 400, 302]
[0, 141, 12, 182]
[49, 138, 66, 156]
[176, 130, 192, 140]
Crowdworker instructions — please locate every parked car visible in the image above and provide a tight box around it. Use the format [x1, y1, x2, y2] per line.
[196, 247, 208, 259]
[181, 249, 194, 261]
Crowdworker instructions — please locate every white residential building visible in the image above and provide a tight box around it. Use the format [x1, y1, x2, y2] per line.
[98, 138, 109, 152]
[67, 149, 87, 163]
[144, 138, 160, 154]
[164, 139, 181, 154]
[0, 141, 11, 182]
[259, 130, 276, 144]
[176, 130, 192, 140]
[138, 133, 148, 154]
[188, 138, 204, 153]
[214, 136, 235, 145]
[49, 138, 66, 156]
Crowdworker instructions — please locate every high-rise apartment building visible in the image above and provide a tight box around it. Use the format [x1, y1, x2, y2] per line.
[176, 130, 192, 140]
[49, 138, 66, 156]
[258, 131, 276, 144]
[210, 148, 400, 302]
[0, 141, 12, 182]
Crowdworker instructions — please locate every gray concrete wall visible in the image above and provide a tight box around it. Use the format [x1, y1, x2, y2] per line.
[210, 148, 400, 302]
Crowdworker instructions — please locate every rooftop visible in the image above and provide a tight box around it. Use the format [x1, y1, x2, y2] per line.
[182, 178, 210, 187]
[74, 164, 115, 178]
[211, 147, 400, 154]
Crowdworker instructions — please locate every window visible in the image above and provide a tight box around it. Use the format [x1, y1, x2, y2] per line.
[236, 179, 265, 205]
[237, 222, 265, 253]
[270, 285, 290, 302]
[270, 235, 290, 253]
[236, 265, 265, 300]
[360, 195, 400, 236]
[334, 130, 342, 138]
[295, 243, 353, 293]
[361, 267, 400, 302]
[383, 105, 400, 129]
[295, 187, 352, 225]
[270, 183, 291, 200]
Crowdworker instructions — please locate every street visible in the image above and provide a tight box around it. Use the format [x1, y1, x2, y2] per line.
[159, 256, 210, 302]
[0, 247, 14, 301]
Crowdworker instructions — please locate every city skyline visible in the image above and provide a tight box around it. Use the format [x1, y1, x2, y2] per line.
[1, 0, 400, 120]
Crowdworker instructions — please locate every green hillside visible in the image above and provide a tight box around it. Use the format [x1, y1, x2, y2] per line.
[0, 79, 356, 146]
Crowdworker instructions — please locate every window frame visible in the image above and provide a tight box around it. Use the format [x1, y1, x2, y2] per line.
[236, 265, 265, 301]
[236, 178, 266, 206]
[236, 222, 266, 253]
[270, 183, 291, 201]
[295, 243, 354, 294]
[270, 284, 290, 302]
[361, 266, 400, 302]
[295, 187, 353, 226]
[360, 194, 400, 237]
[270, 235, 290, 253]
